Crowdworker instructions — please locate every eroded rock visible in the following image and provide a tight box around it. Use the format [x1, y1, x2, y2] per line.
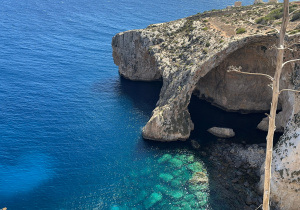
[207, 127, 235, 138]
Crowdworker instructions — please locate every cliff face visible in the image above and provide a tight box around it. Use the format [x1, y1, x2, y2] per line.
[112, 3, 300, 208]
[113, 3, 300, 141]
[258, 69, 300, 210]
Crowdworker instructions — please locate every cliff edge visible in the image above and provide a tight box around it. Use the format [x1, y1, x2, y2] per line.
[113, 3, 300, 141]
[112, 2, 300, 209]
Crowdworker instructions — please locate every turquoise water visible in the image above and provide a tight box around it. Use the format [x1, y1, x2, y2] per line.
[0, 0, 284, 209]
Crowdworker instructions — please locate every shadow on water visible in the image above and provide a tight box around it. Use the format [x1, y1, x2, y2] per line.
[117, 76, 281, 148]
[116, 76, 192, 151]
[188, 94, 282, 146]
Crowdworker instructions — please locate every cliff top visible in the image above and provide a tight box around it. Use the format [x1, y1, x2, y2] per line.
[115, 2, 300, 78]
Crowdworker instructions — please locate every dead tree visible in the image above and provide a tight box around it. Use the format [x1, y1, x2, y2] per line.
[228, 1, 300, 209]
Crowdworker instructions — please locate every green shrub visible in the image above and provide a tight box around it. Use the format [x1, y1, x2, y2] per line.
[219, 40, 224, 43]
[291, 11, 300, 22]
[236, 27, 247, 34]
[205, 42, 210, 47]
[288, 29, 300, 35]
[202, 27, 208, 31]
[203, 19, 208, 23]
[203, 48, 208, 54]
[256, 6, 297, 25]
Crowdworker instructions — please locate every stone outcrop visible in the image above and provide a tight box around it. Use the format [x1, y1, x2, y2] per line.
[113, 3, 300, 141]
[112, 3, 300, 208]
[113, 2, 300, 209]
[207, 127, 235, 138]
[259, 93, 300, 210]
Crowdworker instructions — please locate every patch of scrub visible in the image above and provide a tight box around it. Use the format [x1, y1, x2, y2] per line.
[110, 150, 209, 209]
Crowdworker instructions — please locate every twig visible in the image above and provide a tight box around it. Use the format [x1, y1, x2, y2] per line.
[279, 88, 300, 95]
[286, 42, 300, 49]
[289, 8, 300, 16]
[255, 204, 262, 210]
[227, 66, 274, 81]
[282, 59, 300, 68]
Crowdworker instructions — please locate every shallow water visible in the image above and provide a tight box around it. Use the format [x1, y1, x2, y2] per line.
[0, 0, 284, 209]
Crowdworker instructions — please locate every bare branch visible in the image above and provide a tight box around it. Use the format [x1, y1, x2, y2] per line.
[282, 59, 300, 68]
[279, 89, 300, 95]
[289, 8, 300, 16]
[227, 66, 274, 81]
[286, 41, 300, 49]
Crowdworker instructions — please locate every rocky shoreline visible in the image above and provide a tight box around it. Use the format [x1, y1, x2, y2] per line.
[193, 139, 268, 210]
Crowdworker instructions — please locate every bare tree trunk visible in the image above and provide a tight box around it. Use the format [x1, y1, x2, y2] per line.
[262, 0, 289, 209]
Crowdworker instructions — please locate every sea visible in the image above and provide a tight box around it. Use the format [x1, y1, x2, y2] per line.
[0, 0, 285, 209]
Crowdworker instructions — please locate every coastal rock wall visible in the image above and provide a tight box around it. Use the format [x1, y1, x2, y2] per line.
[112, 30, 161, 81]
[258, 64, 300, 210]
[112, 3, 300, 209]
[112, 5, 300, 141]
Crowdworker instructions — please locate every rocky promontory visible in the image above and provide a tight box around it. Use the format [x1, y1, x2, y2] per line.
[113, 3, 300, 141]
[112, 2, 300, 209]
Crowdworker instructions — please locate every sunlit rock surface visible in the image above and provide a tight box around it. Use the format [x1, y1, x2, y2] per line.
[113, 4, 300, 208]
[112, 3, 300, 141]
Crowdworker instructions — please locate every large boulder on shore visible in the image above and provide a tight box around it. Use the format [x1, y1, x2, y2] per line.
[207, 127, 235, 138]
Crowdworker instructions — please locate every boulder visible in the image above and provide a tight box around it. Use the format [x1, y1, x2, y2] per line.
[191, 140, 201, 149]
[207, 127, 235, 138]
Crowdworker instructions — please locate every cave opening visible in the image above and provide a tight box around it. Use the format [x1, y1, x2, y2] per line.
[188, 40, 283, 146]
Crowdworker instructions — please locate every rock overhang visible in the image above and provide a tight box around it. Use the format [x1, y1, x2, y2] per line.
[112, 3, 300, 141]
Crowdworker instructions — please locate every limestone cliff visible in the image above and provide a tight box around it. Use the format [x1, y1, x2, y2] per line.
[113, 3, 300, 141]
[112, 3, 300, 209]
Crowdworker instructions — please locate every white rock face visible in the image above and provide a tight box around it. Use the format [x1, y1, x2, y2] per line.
[112, 5, 300, 208]
[259, 94, 300, 210]
[207, 127, 235, 138]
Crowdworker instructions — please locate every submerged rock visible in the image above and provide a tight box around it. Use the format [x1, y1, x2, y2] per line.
[154, 184, 169, 194]
[187, 162, 203, 172]
[166, 190, 184, 199]
[171, 179, 182, 188]
[187, 155, 194, 162]
[207, 127, 235, 138]
[132, 190, 148, 205]
[144, 192, 163, 209]
[169, 158, 183, 168]
[189, 172, 209, 184]
[158, 154, 172, 163]
[191, 140, 201, 149]
[159, 173, 174, 182]
[172, 169, 183, 177]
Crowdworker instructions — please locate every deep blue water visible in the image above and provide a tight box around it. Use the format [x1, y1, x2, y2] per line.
[0, 0, 285, 209]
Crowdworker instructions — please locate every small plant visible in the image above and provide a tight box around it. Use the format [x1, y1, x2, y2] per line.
[236, 27, 247, 34]
[202, 27, 208, 31]
[205, 42, 210, 47]
[288, 29, 300, 35]
[219, 40, 224, 43]
[291, 11, 300, 22]
[203, 19, 208, 23]
[203, 48, 208, 54]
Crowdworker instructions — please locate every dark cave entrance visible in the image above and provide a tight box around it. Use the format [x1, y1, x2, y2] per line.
[188, 39, 283, 146]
